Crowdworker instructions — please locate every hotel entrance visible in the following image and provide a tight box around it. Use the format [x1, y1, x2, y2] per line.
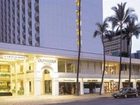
[42, 69, 52, 95]
[44, 80, 52, 94]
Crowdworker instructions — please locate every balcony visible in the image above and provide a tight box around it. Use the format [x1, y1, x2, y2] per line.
[35, 25, 40, 32]
[35, 22, 39, 29]
[28, 28, 32, 34]
[35, 13, 39, 22]
[28, 1, 31, 8]
[22, 15, 25, 21]
[28, 20, 32, 26]
[22, 39, 26, 45]
[28, 10, 32, 17]
[22, 33, 26, 39]
[35, 35, 40, 43]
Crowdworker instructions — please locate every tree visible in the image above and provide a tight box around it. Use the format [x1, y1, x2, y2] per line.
[123, 18, 140, 87]
[108, 2, 136, 90]
[94, 19, 109, 95]
[75, 0, 81, 96]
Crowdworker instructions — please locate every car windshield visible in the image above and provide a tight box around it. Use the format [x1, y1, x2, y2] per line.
[119, 88, 128, 93]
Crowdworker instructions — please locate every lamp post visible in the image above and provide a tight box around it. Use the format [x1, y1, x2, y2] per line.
[75, 0, 81, 96]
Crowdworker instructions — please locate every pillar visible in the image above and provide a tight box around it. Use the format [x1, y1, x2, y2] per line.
[52, 78, 59, 96]
[101, 83, 104, 94]
[34, 79, 41, 96]
[120, 80, 123, 89]
[24, 80, 29, 95]
[80, 79, 84, 95]
[133, 80, 137, 88]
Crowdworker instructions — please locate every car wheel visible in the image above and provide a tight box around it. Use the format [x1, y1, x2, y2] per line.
[124, 94, 127, 98]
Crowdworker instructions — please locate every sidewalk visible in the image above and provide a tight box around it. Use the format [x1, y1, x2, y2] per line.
[0, 94, 111, 105]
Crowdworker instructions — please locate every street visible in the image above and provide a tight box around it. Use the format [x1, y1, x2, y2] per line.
[47, 97, 140, 105]
[0, 95, 140, 105]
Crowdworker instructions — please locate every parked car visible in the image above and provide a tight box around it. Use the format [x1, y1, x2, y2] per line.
[112, 87, 138, 98]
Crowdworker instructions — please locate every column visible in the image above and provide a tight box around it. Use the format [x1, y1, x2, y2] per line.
[15, 62, 19, 95]
[80, 79, 84, 95]
[24, 80, 29, 95]
[34, 60, 42, 96]
[133, 80, 136, 88]
[34, 79, 41, 96]
[120, 80, 123, 89]
[52, 78, 59, 96]
[101, 83, 104, 94]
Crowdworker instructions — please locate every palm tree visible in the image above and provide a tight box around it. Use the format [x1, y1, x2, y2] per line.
[94, 19, 109, 95]
[76, 0, 81, 96]
[123, 18, 140, 87]
[108, 2, 136, 90]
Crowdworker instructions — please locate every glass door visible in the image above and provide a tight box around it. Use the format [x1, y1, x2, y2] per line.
[44, 80, 52, 94]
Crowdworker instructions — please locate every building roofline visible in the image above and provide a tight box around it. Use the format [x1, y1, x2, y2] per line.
[0, 43, 140, 64]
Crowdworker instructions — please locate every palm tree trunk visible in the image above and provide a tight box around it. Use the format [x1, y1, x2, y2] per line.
[76, 0, 81, 96]
[76, 45, 81, 96]
[99, 38, 106, 95]
[118, 25, 123, 90]
[128, 38, 132, 87]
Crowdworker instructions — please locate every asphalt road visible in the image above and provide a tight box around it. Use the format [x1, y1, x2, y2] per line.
[1, 95, 140, 105]
[43, 97, 140, 105]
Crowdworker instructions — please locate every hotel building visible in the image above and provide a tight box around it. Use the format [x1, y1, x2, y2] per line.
[0, 0, 140, 96]
[104, 34, 129, 56]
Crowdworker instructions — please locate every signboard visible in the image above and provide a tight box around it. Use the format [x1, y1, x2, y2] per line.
[0, 55, 26, 60]
[37, 58, 56, 64]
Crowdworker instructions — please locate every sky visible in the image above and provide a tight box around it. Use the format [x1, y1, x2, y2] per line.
[103, 0, 140, 53]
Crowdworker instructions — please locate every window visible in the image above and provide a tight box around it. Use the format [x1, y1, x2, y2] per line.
[20, 65, 23, 73]
[66, 61, 76, 73]
[44, 70, 49, 74]
[58, 60, 77, 73]
[58, 60, 65, 72]
[122, 64, 127, 71]
[29, 65, 31, 70]
[105, 64, 117, 75]
[29, 81, 31, 92]
[29, 63, 34, 71]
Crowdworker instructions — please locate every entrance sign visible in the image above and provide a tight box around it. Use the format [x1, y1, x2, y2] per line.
[37, 58, 56, 64]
